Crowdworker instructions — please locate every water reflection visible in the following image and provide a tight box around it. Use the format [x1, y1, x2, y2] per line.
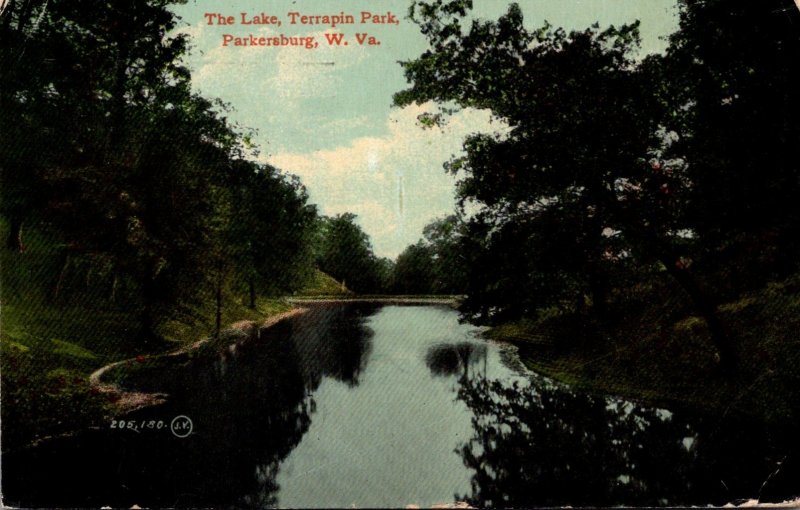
[4, 304, 799, 508]
[425, 342, 488, 378]
[1, 304, 376, 508]
[240, 305, 376, 506]
[454, 376, 800, 507]
[281, 304, 376, 388]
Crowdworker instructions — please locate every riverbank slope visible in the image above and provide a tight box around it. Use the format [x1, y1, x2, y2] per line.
[0, 222, 341, 451]
[487, 273, 800, 423]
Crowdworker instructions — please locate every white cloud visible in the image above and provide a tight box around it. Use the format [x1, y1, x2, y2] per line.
[187, 26, 368, 108]
[269, 103, 505, 258]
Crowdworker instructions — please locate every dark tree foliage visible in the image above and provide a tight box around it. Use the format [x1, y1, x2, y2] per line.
[225, 162, 318, 308]
[1, 0, 194, 253]
[394, 2, 669, 319]
[314, 213, 388, 294]
[0, 0, 320, 340]
[661, 0, 800, 292]
[1, 0, 212, 340]
[458, 210, 592, 324]
[393, 243, 436, 294]
[394, 0, 799, 371]
[455, 376, 798, 507]
[421, 215, 469, 294]
[372, 256, 396, 294]
[392, 215, 468, 295]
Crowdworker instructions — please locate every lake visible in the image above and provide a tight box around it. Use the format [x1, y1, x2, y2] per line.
[2, 304, 798, 507]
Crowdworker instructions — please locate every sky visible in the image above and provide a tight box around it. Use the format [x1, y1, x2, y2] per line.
[172, 0, 680, 258]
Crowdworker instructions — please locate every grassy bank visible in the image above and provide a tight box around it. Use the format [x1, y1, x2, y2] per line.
[297, 269, 353, 296]
[0, 222, 294, 451]
[486, 275, 800, 424]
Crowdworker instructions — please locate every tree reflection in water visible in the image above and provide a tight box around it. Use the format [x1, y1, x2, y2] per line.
[454, 374, 800, 507]
[282, 303, 377, 389]
[425, 342, 488, 379]
[1, 305, 377, 508]
[6, 306, 799, 508]
[239, 304, 376, 507]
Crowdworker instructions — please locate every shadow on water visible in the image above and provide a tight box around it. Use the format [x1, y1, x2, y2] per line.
[453, 375, 800, 507]
[1, 304, 376, 508]
[425, 341, 488, 379]
[285, 303, 377, 389]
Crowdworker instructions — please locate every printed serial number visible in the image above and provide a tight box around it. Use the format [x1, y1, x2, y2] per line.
[110, 419, 166, 432]
[109, 415, 194, 438]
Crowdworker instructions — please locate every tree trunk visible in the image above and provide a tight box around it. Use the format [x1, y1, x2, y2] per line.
[659, 255, 737, 374]
[52, 252, 70, 300]
[6, 216, 23, 251]
[110, 274, 119, 302]
[138, 273, 159, 346]
[610, 200, 738, 374]
[215, 275, 223, 338]
[587, 262, 608, 321]
[105, 34, 129, 159]
[248, 279, 257, 310]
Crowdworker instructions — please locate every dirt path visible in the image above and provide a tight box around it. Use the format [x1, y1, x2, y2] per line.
[89, 307, 307, 414]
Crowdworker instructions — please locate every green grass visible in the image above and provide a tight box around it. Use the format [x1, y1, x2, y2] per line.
[0, 219, 294, 451]
[484, 318, 550, 345]
[294, 269, 465, 299]
[488, 276, 800, 424]
[296, 269, 352, 296]
[158, 289, 290, 347]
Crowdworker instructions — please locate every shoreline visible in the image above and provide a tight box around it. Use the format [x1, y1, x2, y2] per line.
[493, 329, 793, 425]
[88, 307, 308, 414]
[287, 296, 462, 306]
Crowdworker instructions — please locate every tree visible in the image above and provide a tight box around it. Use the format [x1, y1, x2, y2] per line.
[1, 0, 229, 342]
[392, 215, 468, 295]
[372, 256, 396, 294]
[661, 0, 800, 291]
[1, 0, 194, 251]
[395, 2, 653, 315]
[314, 214, 385, 294]
[421, 215, 469, 294]
[1, 0, 321, 342]
[226, 161, 318, 309]
[393, 243, 436, 294]
[395, 1, 741, 370]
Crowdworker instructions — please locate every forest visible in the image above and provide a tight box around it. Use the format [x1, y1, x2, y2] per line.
[393, 0, 800, 420]
[0, 0, 394, 449]
[2, 0, 800, 453]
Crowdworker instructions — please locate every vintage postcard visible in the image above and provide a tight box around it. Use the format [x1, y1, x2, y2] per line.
[1, 0, 799, 507]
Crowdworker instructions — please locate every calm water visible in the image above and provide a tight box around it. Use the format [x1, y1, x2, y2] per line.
[3, 304, 799, 507]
